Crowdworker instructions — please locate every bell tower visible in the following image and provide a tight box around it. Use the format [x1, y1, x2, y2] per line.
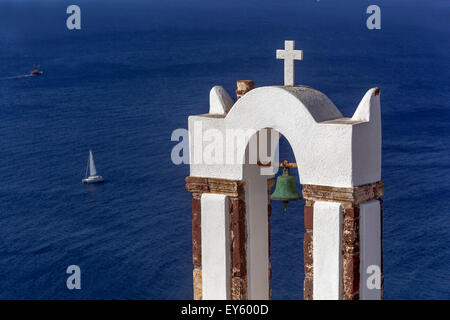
[185, 40, 384, 300]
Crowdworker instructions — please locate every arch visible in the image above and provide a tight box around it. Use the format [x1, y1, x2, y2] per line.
[227, 86, 352, 188]
[189, 85, 381, 188]
[242, 129, 305, 299]
[186, 84, 383, 300]
[227, 86, 344, 185]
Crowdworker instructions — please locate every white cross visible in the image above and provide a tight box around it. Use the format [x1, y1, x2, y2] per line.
[276, 40, 303, 86]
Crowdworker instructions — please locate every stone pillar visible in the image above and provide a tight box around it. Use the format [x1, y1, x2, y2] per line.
[343, 205, 360, 300]
[185, 177, 205, 300]
[236, 80, 255, 99]
[303, 202, 314, 300]
[302, 181, 384, 300]
[267, 178, 275, 300]
[192, 197, 202, 300]
[230, 197, 248, 299]
[185, 176, 246, 300]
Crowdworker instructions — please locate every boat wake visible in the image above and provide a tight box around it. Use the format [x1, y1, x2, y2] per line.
[0, 74, 31, 80]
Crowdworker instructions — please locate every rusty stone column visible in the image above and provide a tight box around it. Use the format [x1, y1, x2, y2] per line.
[230, 197, 248, 299]
[236, 80, 255, 99]
[342, 206, 360, 300]
[303, 201, 314, 300]
[219, 79, 253, 300]
[186, 176, 247, 300]
[192, 197, 202, 300]
[185, 177, 206, 300]
[267, 178, 275, 300]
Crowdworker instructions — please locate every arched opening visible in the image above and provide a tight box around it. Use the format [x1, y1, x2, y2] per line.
[269, 136, 305, 300]
[242, 129, 305, 300]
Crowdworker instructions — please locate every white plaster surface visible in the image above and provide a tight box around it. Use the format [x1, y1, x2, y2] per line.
[201, 193, 230, 300]
[360, 200, 382, 300]
[243, 164, 270, 300]
[351, 88, 382, 186]
[313, 201, 342, 300]
[209, 86, 234, 115]
[190, 85, 382, 187]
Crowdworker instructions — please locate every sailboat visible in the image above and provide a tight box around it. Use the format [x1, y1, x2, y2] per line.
[82, 150, 104, 184]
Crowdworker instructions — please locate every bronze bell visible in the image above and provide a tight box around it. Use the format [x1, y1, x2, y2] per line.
[270, 160, 302, 211]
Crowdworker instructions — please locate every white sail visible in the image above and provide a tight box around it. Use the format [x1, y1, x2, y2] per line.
[89, 150, 97, 176]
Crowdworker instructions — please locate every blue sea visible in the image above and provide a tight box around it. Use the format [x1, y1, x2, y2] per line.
[0, 0, 448, 299]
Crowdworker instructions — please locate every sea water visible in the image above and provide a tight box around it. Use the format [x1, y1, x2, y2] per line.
[0, 0, 448, 299]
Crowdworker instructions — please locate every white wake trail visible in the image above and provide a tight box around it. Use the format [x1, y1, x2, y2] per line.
[0, 74, 31, 80]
